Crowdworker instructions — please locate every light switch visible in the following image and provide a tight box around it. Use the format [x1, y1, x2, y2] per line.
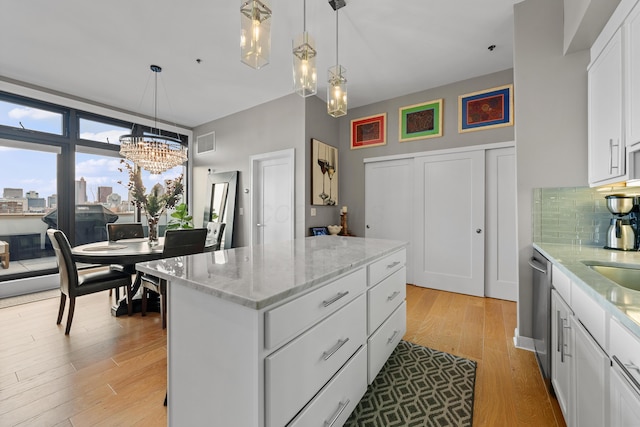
[310, 208, 316, 217]
[239, 208, 244, 215]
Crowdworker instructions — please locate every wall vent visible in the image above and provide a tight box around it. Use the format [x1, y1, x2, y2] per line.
[196, 131, 216, 154]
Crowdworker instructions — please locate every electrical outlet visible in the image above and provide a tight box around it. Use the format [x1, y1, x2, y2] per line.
[310, 208, 316, 217]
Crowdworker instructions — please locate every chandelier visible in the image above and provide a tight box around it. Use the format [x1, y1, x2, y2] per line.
[119, 65, 188, 175]
[327, 1, 347, 118]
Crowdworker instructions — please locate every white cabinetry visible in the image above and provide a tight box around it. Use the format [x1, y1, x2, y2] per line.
[625, 2, 640, 149]
[167, 245, 406, 427]
[571, 315, 609, 427]
[551, 289, 572, 420]
[609, 317, 640, 427]
[549, 266, 610, 427]
[588, 27, 624, 185]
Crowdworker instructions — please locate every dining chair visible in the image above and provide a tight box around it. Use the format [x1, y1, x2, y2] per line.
[140, 228, 208, 329]
[47, 229, 133, 335]
[106, 223, 145, 301]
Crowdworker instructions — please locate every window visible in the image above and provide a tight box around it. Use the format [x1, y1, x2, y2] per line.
[79, 118, 130, 145]
[0, 99, 63, 135]
[0, 140, 60, 278]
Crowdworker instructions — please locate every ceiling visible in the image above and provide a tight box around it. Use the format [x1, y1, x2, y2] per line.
[1, 0, 518, 129]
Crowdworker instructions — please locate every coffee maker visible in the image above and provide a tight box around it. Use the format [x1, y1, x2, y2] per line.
[605, 195, 638, 250]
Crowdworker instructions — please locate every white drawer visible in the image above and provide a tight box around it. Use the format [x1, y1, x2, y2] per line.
[571, 282, 608, 351]
[367, 301, 406, 384]
[552, 264, 571, 305]
[610, 317, 640, 384]
[288, 345, 367, 427]
[368, 249, 406, 286]
[265, 268, 366, 350]
[368, 267, 406, 335]
[265, 295, 366, 427]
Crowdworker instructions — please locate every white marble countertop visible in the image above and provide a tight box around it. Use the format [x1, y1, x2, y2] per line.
[135, 235, 408, 310]
[534, 242, 640, 338]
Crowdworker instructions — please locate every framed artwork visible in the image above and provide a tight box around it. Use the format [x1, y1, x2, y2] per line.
[310, 226, 329, 236]
[458, 84, 513, 133]
[350, 113, 386, 149]
[311, 138, 339, 206]
[399, 99, 443, 142]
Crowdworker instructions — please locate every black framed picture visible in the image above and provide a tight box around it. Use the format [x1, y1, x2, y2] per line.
[310, 227, 329, 236]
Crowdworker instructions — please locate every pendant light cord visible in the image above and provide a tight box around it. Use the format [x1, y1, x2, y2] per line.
[303, 0, 306, 32]
[335, 9, 339, 66]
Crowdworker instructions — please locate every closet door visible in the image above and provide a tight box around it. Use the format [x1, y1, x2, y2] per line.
[365, 159, 414, 283]
[413, 150, 485, 296]
[485, 147, 517, 301]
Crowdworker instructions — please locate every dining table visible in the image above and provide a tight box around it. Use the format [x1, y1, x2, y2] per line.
[71, 237, 166, 316]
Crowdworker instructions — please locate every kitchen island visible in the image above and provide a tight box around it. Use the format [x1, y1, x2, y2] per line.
[136, 235, 408, 427]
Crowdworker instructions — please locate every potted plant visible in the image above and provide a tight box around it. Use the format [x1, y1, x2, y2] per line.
[167, 203, 194, 230]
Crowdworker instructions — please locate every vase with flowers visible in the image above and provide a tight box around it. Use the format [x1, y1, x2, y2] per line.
[119, 160, 184, 247]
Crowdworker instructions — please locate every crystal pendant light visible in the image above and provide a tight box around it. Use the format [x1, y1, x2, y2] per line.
[327, 2, 347, 118]
[292, 0, 317, 97]
[240, 0, 272, 69]
[119, 65, 188, 175]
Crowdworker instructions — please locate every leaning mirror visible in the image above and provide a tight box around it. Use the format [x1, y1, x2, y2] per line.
[203, 171, 238, 250]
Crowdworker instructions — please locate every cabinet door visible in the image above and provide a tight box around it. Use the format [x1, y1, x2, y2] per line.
[610, 364, 640, 427]
[551, 290, 572, 422]
[589, 27, 624, 185]
[571, 316, 609, 427]
[626, 3, 640, 148]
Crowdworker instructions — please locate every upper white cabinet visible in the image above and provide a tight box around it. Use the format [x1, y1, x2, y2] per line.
[625, 2, 640, 149]
[588, 27, 624, 185]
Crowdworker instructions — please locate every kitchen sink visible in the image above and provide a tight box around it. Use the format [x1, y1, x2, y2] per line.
[583, 262, 640, 292]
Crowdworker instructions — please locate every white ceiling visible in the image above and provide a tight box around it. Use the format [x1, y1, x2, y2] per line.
[1, 0, 518, 129]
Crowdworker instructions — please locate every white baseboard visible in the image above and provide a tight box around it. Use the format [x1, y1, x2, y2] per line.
[513, 327, 535, 352]
[0, 274, 59, 299]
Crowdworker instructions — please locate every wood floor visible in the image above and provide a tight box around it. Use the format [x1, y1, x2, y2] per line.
[0, 285, 566, 426]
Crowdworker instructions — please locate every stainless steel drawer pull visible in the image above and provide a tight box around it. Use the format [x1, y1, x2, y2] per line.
[387, 291, 401, 302]
[387, 330, 400, 344]
[322, 291, 349, 307]
[613, 355, 640, 394]
[322, 338, 349, 361]
[386, 261, 401, 269]
[324, 399, 350, 427]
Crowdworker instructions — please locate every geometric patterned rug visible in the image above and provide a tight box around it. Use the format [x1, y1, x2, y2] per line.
[345, 340, 477, 427]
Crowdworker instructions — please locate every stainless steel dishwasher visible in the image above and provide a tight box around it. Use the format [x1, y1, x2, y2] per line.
[530, 248, 552, 392]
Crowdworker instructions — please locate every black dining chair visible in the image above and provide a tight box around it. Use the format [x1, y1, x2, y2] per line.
[106, 223, 145, 301]
[47, 229, 133, 335]
[140, 228, 208, 329]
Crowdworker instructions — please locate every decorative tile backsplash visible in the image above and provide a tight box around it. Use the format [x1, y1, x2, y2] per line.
[532, 187, 639, 246]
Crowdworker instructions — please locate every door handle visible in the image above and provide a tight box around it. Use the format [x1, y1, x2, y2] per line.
[256, 224, 264, 227]
[476, 228, 482, 234]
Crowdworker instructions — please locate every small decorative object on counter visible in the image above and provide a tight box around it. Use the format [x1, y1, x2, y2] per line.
[327, 225, 342, 235]
[340, 205, 349, 236]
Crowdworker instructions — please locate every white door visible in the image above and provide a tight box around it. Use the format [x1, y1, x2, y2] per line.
[485, 147, 518, 301]
[365, 159, 414, 283]
[413, 150, 485, 296]
[251, 149, 294, 246]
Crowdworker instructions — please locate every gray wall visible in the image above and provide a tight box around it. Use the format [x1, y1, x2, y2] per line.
[514, 0, 590, 339]
[336, 69, 515, 238]
[305, 96, 341, 232]
[191, 94, 307, 247]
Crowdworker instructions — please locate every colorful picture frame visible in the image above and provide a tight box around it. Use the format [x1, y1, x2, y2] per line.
[311, 138, 339, 206]
[399, 99, 443, 142]
[458, 84, 513, 133]
[350, 113, 386, 149]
